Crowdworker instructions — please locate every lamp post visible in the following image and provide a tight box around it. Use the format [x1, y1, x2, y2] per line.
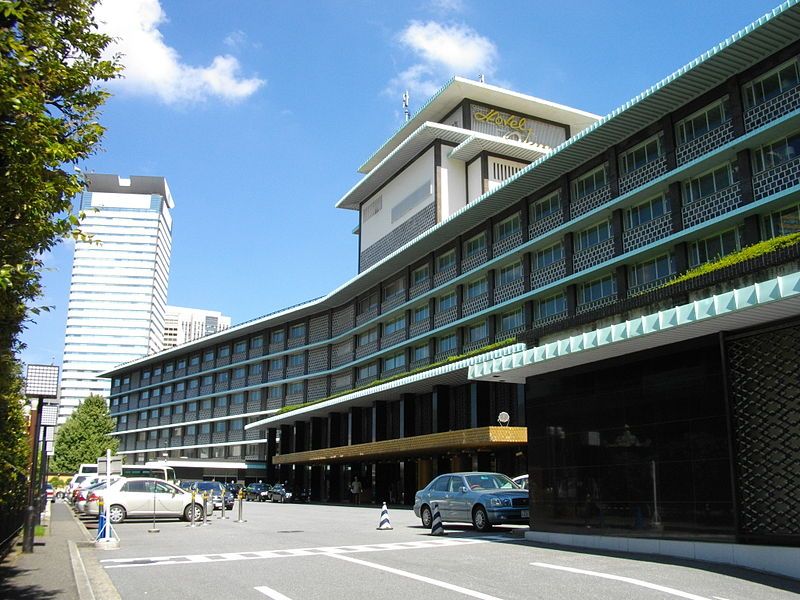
[22, 365, 59, 554]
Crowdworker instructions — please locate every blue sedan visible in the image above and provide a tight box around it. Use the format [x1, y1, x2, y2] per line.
[413, 472, 529, 532]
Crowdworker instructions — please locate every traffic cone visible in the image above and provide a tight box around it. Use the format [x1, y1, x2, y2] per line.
[430, 503, 445, 536]
[377, 502, 393, 530]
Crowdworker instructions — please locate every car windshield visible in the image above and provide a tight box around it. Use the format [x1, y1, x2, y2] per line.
[463, 473, 518, 490]
[195, 482, 223, 492]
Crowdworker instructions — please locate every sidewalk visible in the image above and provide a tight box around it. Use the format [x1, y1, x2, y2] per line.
[0, 502, 118, 600]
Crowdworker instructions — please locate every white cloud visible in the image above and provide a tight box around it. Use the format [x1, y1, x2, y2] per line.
[94, 0, 264, 104]
[388, 21, 497, 102]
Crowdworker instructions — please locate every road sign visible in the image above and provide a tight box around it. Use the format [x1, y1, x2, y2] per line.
[97, 454, 123, 476]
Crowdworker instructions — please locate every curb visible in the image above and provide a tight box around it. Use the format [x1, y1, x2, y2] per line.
[67, 507, 122, 600]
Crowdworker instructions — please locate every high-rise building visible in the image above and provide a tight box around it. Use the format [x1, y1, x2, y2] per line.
[163, 306, 231, 349]
[58, 174, 174, 423]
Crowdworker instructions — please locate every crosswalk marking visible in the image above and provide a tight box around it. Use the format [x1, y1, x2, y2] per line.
[101, 535, 510, 569]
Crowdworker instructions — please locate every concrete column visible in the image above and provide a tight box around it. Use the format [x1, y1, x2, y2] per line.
[400, 394, 415, 438]
[267, 428, 277, 483]
[372, 401, 387, 442]
[737, 149, 754, 206]
[349, 407, 364, 445]
[669, 182, 684, 234]
[432, 385, 449, 433]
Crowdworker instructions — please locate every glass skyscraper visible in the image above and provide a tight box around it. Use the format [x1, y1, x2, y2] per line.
[57, 174, 174, 423]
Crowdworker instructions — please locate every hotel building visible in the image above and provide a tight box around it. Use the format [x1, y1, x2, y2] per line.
[103, 4, 799, 563]
[58, 174, 173, 423]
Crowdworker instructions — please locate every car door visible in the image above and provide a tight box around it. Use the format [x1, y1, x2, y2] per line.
[118, 480, 151, 515]
[154, 481, 185, 515]
[447, 475, 471, 522]
[427, 476, 452, 519]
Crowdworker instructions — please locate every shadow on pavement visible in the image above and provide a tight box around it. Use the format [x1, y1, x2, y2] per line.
[0, 564, 62, 600]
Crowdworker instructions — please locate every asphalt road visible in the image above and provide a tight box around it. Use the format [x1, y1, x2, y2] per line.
[90, 501, 800, 600]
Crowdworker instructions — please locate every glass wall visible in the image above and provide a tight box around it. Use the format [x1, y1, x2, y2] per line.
[526, 336, 734, 540]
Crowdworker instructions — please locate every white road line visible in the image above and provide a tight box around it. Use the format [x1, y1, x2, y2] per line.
[712, 597, 731, 600]
[254, 585, 294, 600]
[531, 562, 713, 600]
[328, 553, 506, 600]
[101, 537, 494, 569]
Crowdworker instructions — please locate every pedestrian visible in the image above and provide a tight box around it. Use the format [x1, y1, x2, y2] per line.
[350, 477, 362, 505]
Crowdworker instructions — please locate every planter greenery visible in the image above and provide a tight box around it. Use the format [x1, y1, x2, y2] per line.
[660, 231, 800, 290]
[276, 337, 518, 416]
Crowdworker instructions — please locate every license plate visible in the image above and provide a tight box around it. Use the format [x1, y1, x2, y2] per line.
[521, 510, 529, 518]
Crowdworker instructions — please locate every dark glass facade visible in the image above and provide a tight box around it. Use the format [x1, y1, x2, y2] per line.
[526, 336, 735, 540]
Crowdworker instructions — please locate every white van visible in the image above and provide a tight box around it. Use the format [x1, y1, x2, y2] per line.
[121, 464, 177, 483]
[77, 463, 98, 475]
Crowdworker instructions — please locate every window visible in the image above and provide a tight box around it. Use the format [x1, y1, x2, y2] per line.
[384, 315, 406, 336]
[213, 421, 226, 433]
[234, 341, 247, 354]
[203, 350, 214, 362]
[249, 363, 262, 376]
[232, 392, 245, 404]
[498, 261, 523, 286]
[676, 98, 729, 145]
[268, 386, 282, 399]
[201, 398, 212, 410]
[218, 345, 230, 358]
[151, 388, 161, 398]
[358, 328, 377, 347]
[413, 344, 429, 361]
[153, 366, 162, 377]
[249, 390, 261, 402]
[500, 308, 524, 332]
[578, 220, 612, 250]
[122, 375, 130, 385]
[271, 329, 285, 344]
[536, 293, 566, 320]
[532, 190, 560, 222]
[573, 165, 607, 199]
[743, 58, 800, 108]
[150, 408, 159, 419]
[232, 367, 246, 379]
[216, 371, 229, 383]
[177, 358, 187, 369]
[173, 426, 182, 438]
[186, 424, 196, 435]
[495, 213, 521, 242]
[383, 277, 405, 300]
[250, 335, 263, 349]
[437, 249, 456, 272]
[201, 375, 213, 386]
[230, 419, 244, 431]
[683, 162, 737, 203]
[215, 396, 228, 408]
[141, 370, 150, 380]
[141, 390, 150, 400]
[270, 357, 284, 370]
[164, 362, 174, 374]
[173, 403, 184, 414]
[358, 363, 377, 380]
[619, 134, 663, 175]
[289, 323, 306, 339]
[689, 229, 740, 266]
[383, 352, 405, 371]
[162, 384, 172, 395]
[288, 353, 305, 367]
[391, 180, 432, 223]
[438, 292, 456, 311]
[753, 131, 800, 173]
[200, 422, 211, 434]
[413, 304, 429, 323]
[464, 233, 486, 259]
[187, 401, 197, 412]
[362, 194, 382, 222]
[468, 321, 488, 342]
[466, 278, 488, 299]
[438, 334, 457, 353]
[411, 265, 429, 285]
[287, 382, 304, 395]
[628, 194, 668, 229]
[579, 275, 616, 304]
[357, 292, 378, 315]
[763, 203, 800, 238]
[189, 355, 200, 366]
[175, 381, 186, 393]
[534, 242, 563, 269]
[629, 253, 675, 286]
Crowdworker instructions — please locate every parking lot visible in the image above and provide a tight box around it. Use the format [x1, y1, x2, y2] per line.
[75, 500, 800, 600]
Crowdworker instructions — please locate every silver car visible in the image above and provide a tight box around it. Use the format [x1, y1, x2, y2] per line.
[413, 472, 529, 532]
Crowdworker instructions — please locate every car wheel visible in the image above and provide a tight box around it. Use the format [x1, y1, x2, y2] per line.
[184, 503, 204, 522]
[472, 506, 491, 532]
[109, 504, 126, 524]
[420, 505, 432, 529]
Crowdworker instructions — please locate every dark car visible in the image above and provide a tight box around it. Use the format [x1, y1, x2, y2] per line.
[269, 484, 293, 503]
[413, 472, 529, 532]
[225, 482, 243, 498]
[191, 481, 234, 510]
[245, 482, 271, 502]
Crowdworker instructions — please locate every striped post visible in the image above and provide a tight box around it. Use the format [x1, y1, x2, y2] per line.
[430, 503, 445, 536]
[377, 502, 393, 530]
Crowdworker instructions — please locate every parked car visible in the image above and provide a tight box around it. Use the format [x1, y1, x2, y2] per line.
[512, 474, 529, 490]
[86, 477, 204, 524]
[178, 480, 197, 491]
[269, 484, 293, 503]
[245, 482, 272, 502]
[44, 483, 54, 504]
[191, 481, 234, 510]
[76, 479, 117, 514]
[413, 472, 529, 532]
[225, 482, 243, 498]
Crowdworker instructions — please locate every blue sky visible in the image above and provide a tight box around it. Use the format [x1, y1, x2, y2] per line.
[19, 0, 784, 368]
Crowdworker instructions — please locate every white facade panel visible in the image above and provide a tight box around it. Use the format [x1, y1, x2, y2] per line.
[440, 152, 467, 221]
[467, 160, 483, 204]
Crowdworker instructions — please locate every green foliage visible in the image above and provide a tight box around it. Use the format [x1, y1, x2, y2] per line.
[51, 395, 117, 473]
[0, 0, 118, 525]
[660, 232, 800, 289]
[276, 338, 518, 416]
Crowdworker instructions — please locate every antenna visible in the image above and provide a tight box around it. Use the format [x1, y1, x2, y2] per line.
[402, 90, 410, 122]
[478, 74, 485, 83]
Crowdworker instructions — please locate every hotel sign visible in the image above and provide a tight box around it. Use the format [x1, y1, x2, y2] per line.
[474, 108, 535, 143]
[471, 104, 566, 148]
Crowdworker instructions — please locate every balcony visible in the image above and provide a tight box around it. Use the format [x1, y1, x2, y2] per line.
[752, 156, 800, 200]
[576, 293, 618, 315]
[571, 185, 612, 219]
[331, 347, 353, 368]
[573, 238, 615, 272]
[462, 248, 488, 273]
[381, 294, 406, 313]
[409, 279, 431, 299]
[433, 265, 457, 287]
[744, 84, 800, 132]
[285, 363, 305, 378]
[531, 259, 566, 290]
[216, 355, 231, 367]
[462, 293, 489, 316]
[356, 307, 378, 327]
[267, 369, 284, 382]
[529, 210, 564, 240]
[409, 319, 430, 337]
[493, 230, 524, 257]
[682, 183, 741, 229]
[623, 213, 673, 252]
[676, 121, 734, 166]
[355, 340, 378, 359]
[494, 279, 524, 304]
[618, 156, 668, 195]
[433, 306, 458, 328]
[381, 328, 407, 348]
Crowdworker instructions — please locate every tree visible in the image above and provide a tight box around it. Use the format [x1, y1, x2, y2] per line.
[0, 0, 118, 528]
[51, 394, 118, 472]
